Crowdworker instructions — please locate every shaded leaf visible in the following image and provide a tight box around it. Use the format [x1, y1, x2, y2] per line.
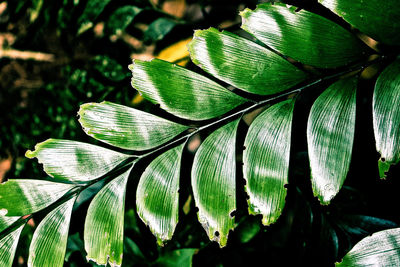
[105, 6, 142, 35]
[78, 0, 112, 34]
[26, 139, 130, 182]
[307, 77, 357, 204]
[92, 55, 127, 82]
[84, 166, 133, 267]
[0, 224, 24, 267]
[188, 28, 307, 95]
[144, 18, 176, 42]
[337, 228, 400, 266]
[241, 3, 368, 68]
[79, 101, 189, 150]
[155, 248, 197, 267]
[28, 196, 76, 267]
[129, 59, 247, 120]
[0, 179, 75, 216]
[137, 144, 184, 245]
[243, 99, 294, 225]
[373, 59, 400, 178]
[319, 0, 400, 45]
[191, 119, 240, 247]
[65, 233, 84, 262]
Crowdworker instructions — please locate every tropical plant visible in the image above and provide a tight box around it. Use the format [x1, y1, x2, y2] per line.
[1, 1, 400, 266]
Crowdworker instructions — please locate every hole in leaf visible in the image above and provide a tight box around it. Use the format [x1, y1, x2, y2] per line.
[230, 210, 237, 218]
[214, 231, 220, 237]
[381, 157, 386, 162]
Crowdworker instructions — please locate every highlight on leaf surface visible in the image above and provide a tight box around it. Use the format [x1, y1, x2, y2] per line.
[188, 28, 308, 95]
[240, 3, 369, 68]
[129, 59, 247, 120]
[137, 144, 184, 246]
[79, 101, 189, 150]
[0, 223, 25, 267]
[373, 58, 400, 178]
[307, 77, 357, 204]
[26, 139, 131, 182]
[243, 99, 295, 225]
[84, 165, 133, 267]
[191, 119, 240, 247]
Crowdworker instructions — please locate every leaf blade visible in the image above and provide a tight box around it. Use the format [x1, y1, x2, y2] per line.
[307, 77, 357, 204]
[0, 224, 24, 267]
[243, 99, 294, 225]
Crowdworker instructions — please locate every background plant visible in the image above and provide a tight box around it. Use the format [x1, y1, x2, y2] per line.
[0, 0, 399, 266]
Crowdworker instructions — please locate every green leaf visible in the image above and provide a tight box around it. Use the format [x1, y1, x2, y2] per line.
[26, 139, 130, 182]
[92, 55, 127, 82]
[0, 224, 24, 267]
[243, 99, 294, 225]
[188, 28, 307, 95]
[136, 144, 184, 246]
[79, 101, 189, 150]
[77, 0, 112, 34]
[129, 59, 247, 120]
[84, 166, 132, 266]
[191, 119, 240, 247]
[336, 228, 400, 266]
[28, 196, 76, 267]
[373, 59, 400, 178]
[105, 6, 142, 35]
[0, 216, 19, 233]
[0, 179, 75, 216]
[144, 18, 176, 42]
[307, 77, 357, 204]
[240, 3, 369, 68]
[319, 0, 400, 46]
[155, 248, 197, 267]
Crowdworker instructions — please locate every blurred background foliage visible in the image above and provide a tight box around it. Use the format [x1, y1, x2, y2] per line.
[0, 0, 399, 266]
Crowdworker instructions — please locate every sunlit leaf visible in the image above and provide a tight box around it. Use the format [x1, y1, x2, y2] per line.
[192, 119, 240, 247]
[79, 101, 189, 150]
[0, 224, 24, 267]
[319, 0, 400, 45]
[243, 99, 294, 225]
[28, 196, 77, 267]
[0, 179, 75, 216]
[241, 3, 369, 68]
[26, 139, 130, 182]
[129, 59, 247, 120]
[137, 144, 184, 245]
[84, 166, 133, 267]
[373, 59, 400, 178]
[105, 6, 142, 35]
[188, 28, 307, 95]
[307, 77, 357, 204]
[0, 216, 19, 233]
[336, 228, 400, 266]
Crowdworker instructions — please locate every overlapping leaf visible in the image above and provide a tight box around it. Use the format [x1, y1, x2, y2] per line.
[0, 179, 75, 216]
[307, 77, 357, 204]
[320, 0, 400, 45]
[373, 59, 400, 178]
[188, 28, 307, 95]
[192, 119, 240, 247]
[243, 99, 295, 225]
[136, 144, 184, 245]
[0, 224, 24, 267]
[79, 101, 189, 150]
[241, 3, 369, 68]
[129, 59, 247, 120]
[28, 196, 76, 267]
[337, 228, 400, 266]
[84, 166, 133, 266]
[26, 139, 131, 182]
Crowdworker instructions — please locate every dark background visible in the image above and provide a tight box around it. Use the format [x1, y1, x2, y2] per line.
[0, 0, 399, 266]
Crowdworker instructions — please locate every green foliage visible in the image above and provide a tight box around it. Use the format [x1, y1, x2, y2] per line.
[1, 1, 400, 266]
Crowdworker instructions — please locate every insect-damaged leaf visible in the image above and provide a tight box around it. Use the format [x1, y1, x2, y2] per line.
[336, 228, 400, 266]
[373, 59, 400, 178]
[79, 101, 189, 150]
[241, 3, 369, 68]
[192, 119, 240, 247]
[84, 166, 133, 267]
[137, 144, 184, 246]
[0, 179, 75, 216]
[28, 196, 76, 267]
[188, 28, 307, 95]
[319, 0, 400, 46]
[130, 59, 247, 120]
[307, 77, 357, 204]
[243, 99, 294, 225]
[26, 139, 131, 182]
